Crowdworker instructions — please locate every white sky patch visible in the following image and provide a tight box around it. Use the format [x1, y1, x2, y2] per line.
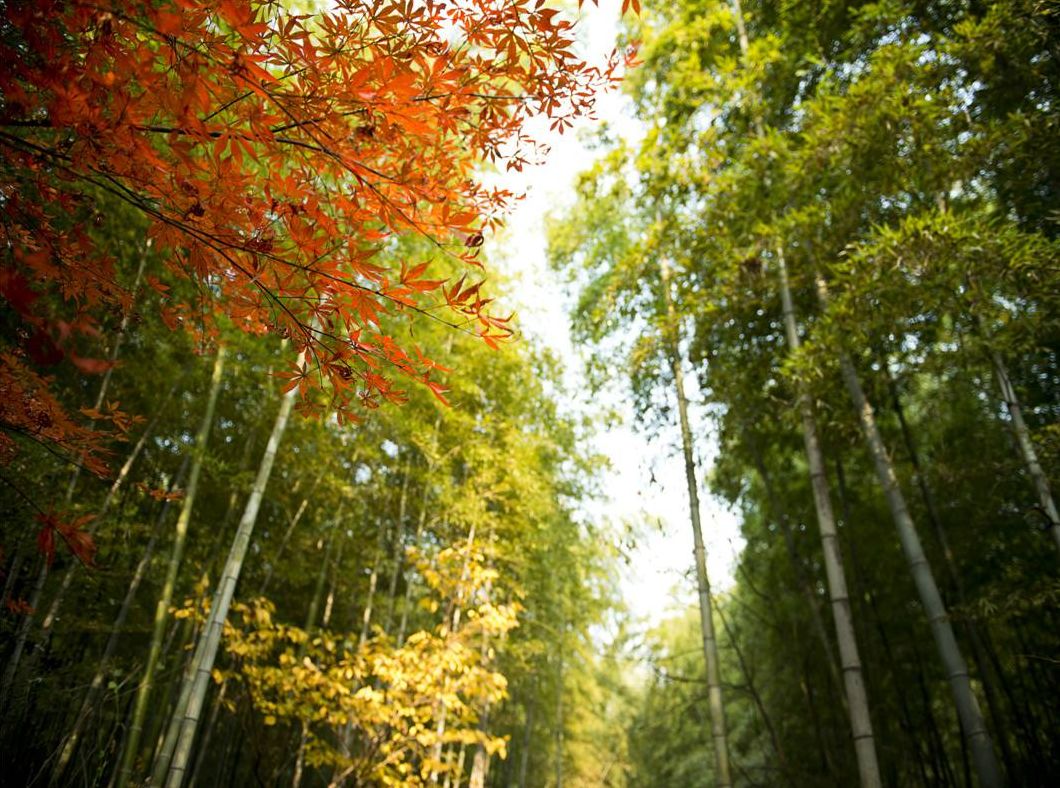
[483, 2, 744, 627]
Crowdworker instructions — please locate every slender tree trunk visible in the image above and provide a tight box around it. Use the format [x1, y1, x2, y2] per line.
[398, 407, 445, 645]
[428, 706, 450, 785]
[911, 636, 960, 788]
[837, 456, 934, 786]
[799, 643, 837, 779]
[360, 477, 411, 648]
[716, 601, 790, 782]
[0, 554, 49, 713]
[259, 464, 331, 595]
[749, 439, 845, 701]
[980, 622, 1043, 775]
[164, 365, 299, 788]
[39, 376, 181, 654]
[723, 1, 881, 779]
[321, 533, 345, 630]
[305, 524, 336, 633]
[359, 547, 382, 647]
[658, 258, 732, 787]
[187, 681, 227, 788]
[773, 250, 882, 787]
[116, 346, 226, 788]
[814, 274, 1002, 787]
[134, 498, 202, 778]
[383, 457, 412, 634]
[291, 723, 309, 788]
[450, 745, 467, 788]
[49, 459, 188, 785]
[554, 643, 564, 788]
[887, 373, 1019, 778]
[517, 688, 535, 788]
[150, 655, 194, 786]
[468, 720, 490, 788]
[466, 567, 497, 788]
[397, 490, 430, 646]
[988, 348, 1060, 555]
[334, 503, 401, 786]
[17, 394, 180, 759]
[1, 540, 25, 611]
[291, 522, 336, 788]
[427, 521, 479, 783]
[64, 253, 148, 502]
[1, 264, 149, 714]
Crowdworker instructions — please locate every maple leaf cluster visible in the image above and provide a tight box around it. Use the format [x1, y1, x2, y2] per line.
[0, 0, 634, 558]
[35, 511, 97, 567]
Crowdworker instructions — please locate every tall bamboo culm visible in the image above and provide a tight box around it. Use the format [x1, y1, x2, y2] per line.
[724, 0, 883, 782]
[117, 346, 226, 788]
[163, 359, 300, 787]
[659, 257, 732, 787]
[814, 273, 1003, 788]
[988, 348, 1060, 556]
[774, 251, 882, 788]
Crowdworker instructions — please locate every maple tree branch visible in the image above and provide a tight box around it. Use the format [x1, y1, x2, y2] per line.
[0, 425, 105, 479]
[12, 5, 541, 275]
[87, 174, 468, 394]
[0, 130, 471, 333]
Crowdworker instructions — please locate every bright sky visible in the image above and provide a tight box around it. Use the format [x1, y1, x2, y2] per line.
[485, 3, 744, 627]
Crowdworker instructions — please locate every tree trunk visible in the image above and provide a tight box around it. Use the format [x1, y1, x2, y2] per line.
[49, 458, 188, 785]
[383, 457, 412, 634]
[321, 533, 345, 629]
[837, 456, 934, 786]
[164, 366, 299, 788]
[658, 257, 732, 787]
[64, 253, 148, 501]
[428, 521, 479, 783]
[39, 377, 181, 642]
[187, 681, 228, 788]
[359, 546, 382, 647]
[305, 524, 336, 634]
[466, 566, 497, 788]
[799, 651, 836, 780]
[774, 250, 882, 788]
[468, 734, 490, 788]
[291, 521, 336, 788]
[396, 407, 447, 646]
[259, 464, 331, 595]
[716, 601, 790, 782]
[117, 346, 226, 788]
[814, 273, 1003, 787]
[887, 371, 1019, 778]
[554, 643, 564, 788]
[150, 648, 195, 786]
[749, 439, 845, 701]
[429, 706, 450, 784]
[1, 259, 150, 714]
[1, 540, 26, 612]
[450, 745, 467, 787]
[397, 490, 430, 646]
[517, 683, 535, 788]
[0, 555, 49, 712]
[724, 1, 881, 778]
[988, 347, 1060, 555]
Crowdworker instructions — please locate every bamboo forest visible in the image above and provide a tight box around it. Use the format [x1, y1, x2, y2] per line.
[1, 0, 1058, 786]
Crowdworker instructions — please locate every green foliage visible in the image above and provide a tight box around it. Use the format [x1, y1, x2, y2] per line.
[550, 0, 1060, 784]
